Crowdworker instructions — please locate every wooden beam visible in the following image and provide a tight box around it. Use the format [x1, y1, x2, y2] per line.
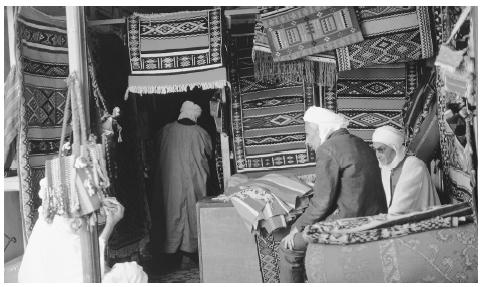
[221, 132, 231, 192]
[7, 7, 17, 66]
[66, 6, 100, 283]
[87, 18, 125, 26]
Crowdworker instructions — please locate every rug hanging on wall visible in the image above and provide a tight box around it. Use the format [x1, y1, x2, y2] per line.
[252, 14, 337, 87]
[335, 62, 420, 142]
[336, 6, 435, 71]
[231, 35, 319, 173]
[261, 6, 363, 62]
[126, 8, 228, 96]
[17, 7, 70, 239]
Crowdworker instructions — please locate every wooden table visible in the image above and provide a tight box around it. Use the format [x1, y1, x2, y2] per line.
[196, 198, 262, 283]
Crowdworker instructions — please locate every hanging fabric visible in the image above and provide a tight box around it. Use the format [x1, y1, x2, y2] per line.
[125, 8, 229, 97]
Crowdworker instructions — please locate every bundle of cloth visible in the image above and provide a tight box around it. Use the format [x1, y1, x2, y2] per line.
[223, 174, 313, 234]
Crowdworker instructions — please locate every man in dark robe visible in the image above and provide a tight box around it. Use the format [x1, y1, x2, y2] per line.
[279, 107, 387, 283]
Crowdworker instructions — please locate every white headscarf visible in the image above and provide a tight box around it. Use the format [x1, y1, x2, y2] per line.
[372, 125, 407, 170]
[178, 101, 202, 123]
[103, 262, 148, 283]
[372, 126, 407, 205]
[303, 107, 349, 144]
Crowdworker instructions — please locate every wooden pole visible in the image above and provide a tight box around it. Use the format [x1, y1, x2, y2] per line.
[220, 88, 231, 191]
[66, 6, 101, 283]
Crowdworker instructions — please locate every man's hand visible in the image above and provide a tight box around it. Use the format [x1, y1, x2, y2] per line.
[281, 226, 299, 250]
[103, 197, 124, 227]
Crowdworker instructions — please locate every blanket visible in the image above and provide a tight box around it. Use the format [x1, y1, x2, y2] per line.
[126, 8, 228, 95]
[261, 7, 363, 62]
[231, 35, 322, 173]
[336, 6, 434, 71]
[335, 63, 420, 142]
[17, 7, 70, 239]
[252, 10, 337, 87]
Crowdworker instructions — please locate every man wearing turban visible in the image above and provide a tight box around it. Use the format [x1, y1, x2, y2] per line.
[279, 107, 387, 283]
[372, 125, 441, 215]
[151, 101, 212, 262]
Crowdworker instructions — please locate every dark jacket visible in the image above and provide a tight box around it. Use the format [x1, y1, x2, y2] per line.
[293, 129, 387, 230]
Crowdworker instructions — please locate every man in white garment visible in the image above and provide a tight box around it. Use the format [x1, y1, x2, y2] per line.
[372, 125, 441, 215]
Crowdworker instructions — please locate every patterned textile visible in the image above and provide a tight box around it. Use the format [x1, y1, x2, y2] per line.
[227, 174, 312, 234]
[336, 7, 434, 71]
[306, 216, 459, 245]
[126, 9, 227, 95]
[335, 62, 419, 142]
[305, 223, 477, 282]
[436, 7, 475, 204]
[252, 11, 338, 87]
[231, 34, 322, 172]
[17, 7, 69, 239]
[261, 7, 363, 62]
[305, 202, 471, 235]
[255, 233, 281, 283]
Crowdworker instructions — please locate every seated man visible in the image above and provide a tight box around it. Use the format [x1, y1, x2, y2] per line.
[279, 107, 387, 283]
[372, 125, 441, 215]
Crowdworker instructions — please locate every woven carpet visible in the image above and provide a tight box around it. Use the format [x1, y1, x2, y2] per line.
[335, 62, 420, 142]
[252, 14, 337, 87]
[231, 35, 322, 173]
[261, 7, 363, 62]
[336, 6, 434, 71]
[127, 9, 227, 95]
[17, 7, 69, 239]
[255, 233, 281, 283]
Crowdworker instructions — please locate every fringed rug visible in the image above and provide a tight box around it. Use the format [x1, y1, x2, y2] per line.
[17, 7, 69, 239]
[255, 233, 281, 283]
[261, 7, 363, 62]
[252, 9, 337, 87]
[126, 8, 228, 95]
[335, 62, 420, 142]
[336, 6, 434, 71]
[231, 35, 320, 173]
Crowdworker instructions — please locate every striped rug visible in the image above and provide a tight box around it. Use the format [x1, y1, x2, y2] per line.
[335, 63, 420, 142]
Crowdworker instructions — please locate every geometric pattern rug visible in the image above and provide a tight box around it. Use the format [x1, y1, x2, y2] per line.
[255, 233, 281, 283]
[336, 6, 434, 71]
[230, 35, 319, 173]
[335, 62, 420, 142]
[17, 7, 69, 239]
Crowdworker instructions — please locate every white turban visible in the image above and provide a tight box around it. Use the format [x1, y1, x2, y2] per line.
[372, 125, 407, 169]
[303, 107, 349, 144]
[178, 101, 202, 123]
[103, 262, 148, 283]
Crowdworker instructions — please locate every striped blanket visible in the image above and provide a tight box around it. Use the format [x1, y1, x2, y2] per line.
[126, 8, 228, 95]
[226, 174, 312, 234]
[335, 63, 420, 142]
[17, 7, 70, 239]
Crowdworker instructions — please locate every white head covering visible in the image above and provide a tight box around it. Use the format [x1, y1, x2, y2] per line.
[303, 107, 349, 144]
[372, 126, 407, 204]
[372, 125, 407, 169]
[178, 101, 202, 123]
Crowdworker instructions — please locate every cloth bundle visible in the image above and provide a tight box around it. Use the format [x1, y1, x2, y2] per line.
[224, 174, 313, 234]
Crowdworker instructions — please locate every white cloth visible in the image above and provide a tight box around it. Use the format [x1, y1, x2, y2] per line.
[18, 178, 147, 283]
[178, 100, 202, 122]
[303, 107, 349, 144]
[103, 262, 148, 283]
[387, 156, 441, 215]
